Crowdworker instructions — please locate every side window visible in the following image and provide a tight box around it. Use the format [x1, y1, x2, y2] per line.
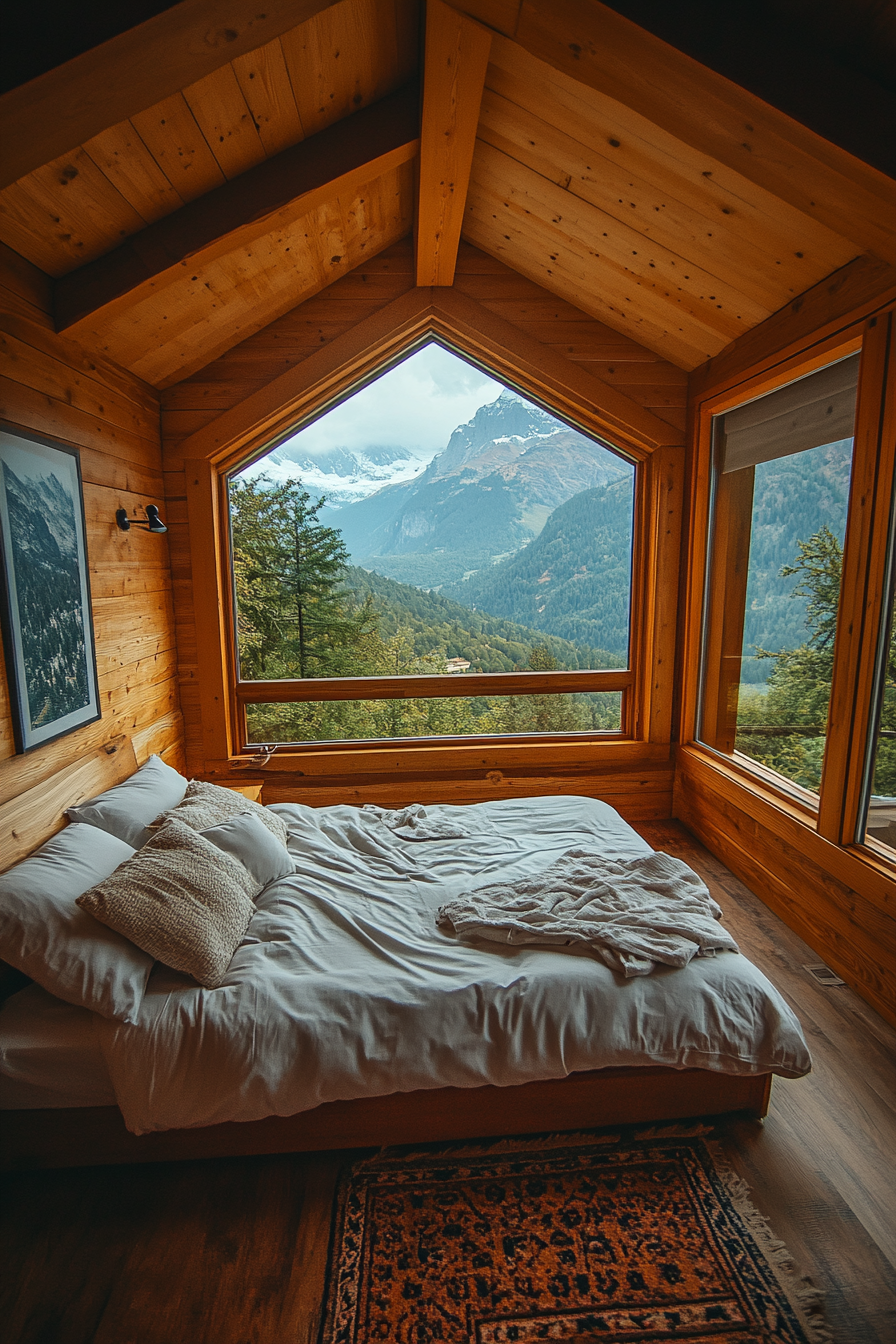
[698, 354, 859, 798]
[227, 342, 637, 746]
[860, 507, 896, 851]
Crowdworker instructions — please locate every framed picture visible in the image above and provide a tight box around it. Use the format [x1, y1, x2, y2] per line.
[0, 426, 101, 752]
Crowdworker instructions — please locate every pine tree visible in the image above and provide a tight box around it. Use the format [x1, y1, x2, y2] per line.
[230, 475, 373, 678]
[736, 525, 844, 788]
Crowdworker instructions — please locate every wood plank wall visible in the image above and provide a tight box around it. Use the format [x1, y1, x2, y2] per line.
[0, 243, 184, 812]
[161, 236, 686, 815]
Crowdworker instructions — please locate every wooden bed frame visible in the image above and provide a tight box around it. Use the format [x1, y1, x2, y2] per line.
[0, 735, 772, 1171]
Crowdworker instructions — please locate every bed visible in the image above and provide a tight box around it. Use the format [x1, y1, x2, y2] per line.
[0, 737, 809, 1170]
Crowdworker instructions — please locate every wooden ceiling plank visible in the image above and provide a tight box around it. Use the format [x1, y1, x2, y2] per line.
[463, 195, 715, 369]
[507, 0, 896, 263]
[130, 93, 227, 207]
[416, 0, 493, 286]
[0, 148, 150, 278]
[471, 142, 768, 341]
[81, 122, 185, 225]
[172, 286, 435, 466]
[115, 162, 415, 387]
[486, 36, 860, 278]
[231, 40, 306, 158]
[282, 0, 414, 141]
[689, 254, 896, 401]
[55, 85, 419, 335]
[182, 63, 268, 181]
[478, 85, 839, 315]
[432, 288, 680, 449]
[0, 0, 344, 191]
[452, 0, 521, 33]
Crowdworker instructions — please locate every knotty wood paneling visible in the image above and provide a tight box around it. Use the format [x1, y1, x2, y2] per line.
[463, 31, 866, 371]
[674, 748, 896, 1029]
[84, 157, 416, 389]
[0, 249, 184, 809]
[161, 236, 683, 816]
[0, 0, 418, 280]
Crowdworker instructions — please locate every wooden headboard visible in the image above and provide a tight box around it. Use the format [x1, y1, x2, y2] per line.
[0, 735, 137, 875]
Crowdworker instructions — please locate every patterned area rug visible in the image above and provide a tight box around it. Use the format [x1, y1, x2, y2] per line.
[321, 1130, 829, 1344]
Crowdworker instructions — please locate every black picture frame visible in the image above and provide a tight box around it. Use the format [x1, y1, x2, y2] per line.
[0, 425, 101, 753]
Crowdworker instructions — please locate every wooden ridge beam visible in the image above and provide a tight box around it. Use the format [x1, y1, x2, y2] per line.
[476, 0, 896, 264]
[416, 0, 492, 286]
[0, 0, 343, 191]
[54, 85, 420, 336]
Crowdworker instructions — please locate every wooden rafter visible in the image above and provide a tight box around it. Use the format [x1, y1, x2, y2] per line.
[0, 0, 344, 192]
[416, 0, 492, 286]
[54, 85, 420, 336]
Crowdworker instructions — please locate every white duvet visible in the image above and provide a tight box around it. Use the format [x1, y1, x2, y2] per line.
[97, 796, 811, 1135]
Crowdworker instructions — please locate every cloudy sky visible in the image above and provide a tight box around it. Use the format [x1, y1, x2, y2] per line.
[257, 342, 504, 468]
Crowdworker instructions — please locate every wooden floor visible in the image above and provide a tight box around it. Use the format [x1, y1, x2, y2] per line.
[2, 821, 894, 1344]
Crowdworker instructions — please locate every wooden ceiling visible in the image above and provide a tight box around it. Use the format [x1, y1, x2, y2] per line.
[0, 0, 893, 386]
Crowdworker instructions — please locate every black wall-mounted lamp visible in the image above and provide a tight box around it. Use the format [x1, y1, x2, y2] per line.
[116, 505, 168, 534]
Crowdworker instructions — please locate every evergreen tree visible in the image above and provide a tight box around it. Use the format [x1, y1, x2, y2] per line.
[736, 525, 844, 789]
[230, 476, 374, 678]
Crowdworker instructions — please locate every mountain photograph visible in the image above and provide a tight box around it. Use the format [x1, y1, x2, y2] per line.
[0, 445, 93, 739]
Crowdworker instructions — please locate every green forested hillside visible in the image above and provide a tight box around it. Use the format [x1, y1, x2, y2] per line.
[442, 480, 634, 659]
[343, 566, 620, 671]
[740, 439, 851, 678]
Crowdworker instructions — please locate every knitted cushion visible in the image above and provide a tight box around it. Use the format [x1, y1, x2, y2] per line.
[155, 779, 289, 846]
[77, 819, 257, 989]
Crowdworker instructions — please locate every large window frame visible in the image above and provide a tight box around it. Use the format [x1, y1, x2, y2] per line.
[681, 305, 896, 864]
[180, 314, 684, 777]
[228, 341, 640, 751]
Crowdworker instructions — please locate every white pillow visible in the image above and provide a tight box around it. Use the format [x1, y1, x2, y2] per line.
[0, 824, 153, 1022]
[67, 754, 187, 848]
[201, 812, 294, 890]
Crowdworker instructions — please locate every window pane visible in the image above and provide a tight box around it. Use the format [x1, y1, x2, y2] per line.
[230, 343, 634, 707]
[698, 355, 858, 796]
[245, 691, 622, 744]
[861, 562, 896, 851]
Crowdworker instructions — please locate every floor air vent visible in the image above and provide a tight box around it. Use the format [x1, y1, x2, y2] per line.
[803, 963, 846, 987]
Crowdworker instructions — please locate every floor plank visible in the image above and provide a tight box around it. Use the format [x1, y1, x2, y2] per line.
[2, 821, 894, 1343]
[636, 820, 896, 1344]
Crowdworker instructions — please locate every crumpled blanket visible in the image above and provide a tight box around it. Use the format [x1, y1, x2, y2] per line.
[437, 847, 739, 977]
[362, 802, 471, 841]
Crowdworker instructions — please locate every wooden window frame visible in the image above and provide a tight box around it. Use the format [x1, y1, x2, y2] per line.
[180, 310, 683, 778]
[681, 302, 896, 859]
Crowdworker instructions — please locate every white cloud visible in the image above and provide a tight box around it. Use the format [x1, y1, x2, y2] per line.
[258, 342, 503, 466]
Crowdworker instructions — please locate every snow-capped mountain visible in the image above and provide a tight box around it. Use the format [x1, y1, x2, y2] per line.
[324, 388, 628, 571]
[254, 444, 427, 507]
[431, 387, 570, 477]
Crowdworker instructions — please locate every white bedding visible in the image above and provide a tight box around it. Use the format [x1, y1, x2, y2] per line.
[91, 796, 810, 1135]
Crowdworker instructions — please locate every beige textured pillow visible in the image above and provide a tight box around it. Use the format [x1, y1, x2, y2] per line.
[77, 819, 257, 989]
[155, 779, 290, 846]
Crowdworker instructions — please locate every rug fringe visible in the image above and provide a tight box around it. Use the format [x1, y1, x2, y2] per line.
[707, 1141, 833, 1344]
